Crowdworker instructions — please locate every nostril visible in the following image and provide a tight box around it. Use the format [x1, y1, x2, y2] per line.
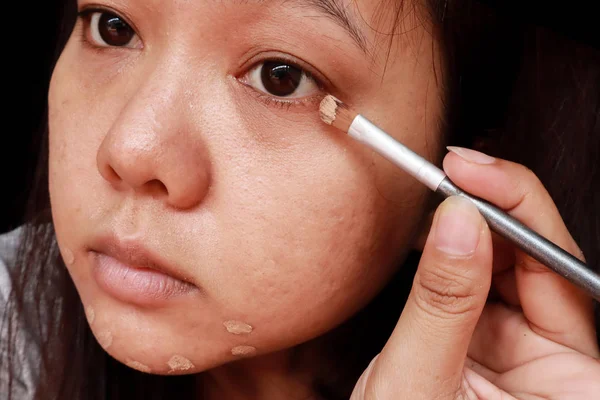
[106, 166, 120, 181]
[99, 163, 122, 184]
[144, 179, 169, 197]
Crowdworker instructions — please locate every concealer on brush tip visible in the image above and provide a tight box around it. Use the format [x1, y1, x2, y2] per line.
[319, 95, 356, 132]
[316, 93, 600, 301]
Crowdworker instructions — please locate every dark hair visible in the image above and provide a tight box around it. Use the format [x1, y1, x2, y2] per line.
[2, 1, 599, 399]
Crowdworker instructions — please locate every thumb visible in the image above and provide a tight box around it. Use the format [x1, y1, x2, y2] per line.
[369, 196, 493, 399]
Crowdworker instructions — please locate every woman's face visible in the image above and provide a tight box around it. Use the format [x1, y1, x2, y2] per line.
[48, 0, 443, 374]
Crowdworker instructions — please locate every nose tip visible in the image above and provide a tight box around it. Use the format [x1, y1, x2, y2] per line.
[96, 132, 212, 210]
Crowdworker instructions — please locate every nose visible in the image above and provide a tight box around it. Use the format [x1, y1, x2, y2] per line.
[96, 79, 212, 210]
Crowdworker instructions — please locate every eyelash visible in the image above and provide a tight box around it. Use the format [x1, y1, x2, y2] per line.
[75, 7, 326, 111]
[249, 90, 322, 110]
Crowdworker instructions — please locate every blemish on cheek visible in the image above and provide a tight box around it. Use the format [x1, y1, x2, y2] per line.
[223, 320, 253, 335]
[231, 345, 257, 357]
[126, 360, 152, 373]
[97, 331, 113, 349]
[63, 248, 75, 265]
[85, 306, 95, 324]
[167, 355, 195, 373]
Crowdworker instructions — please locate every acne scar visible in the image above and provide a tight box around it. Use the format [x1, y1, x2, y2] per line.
[63, 248, 75, 265]
[126, 360, 152, 373]
[231, 345, 257, 357]
[97, 331, 113, 349]
[85, 305, 95, 324]
[223, 320, 253, 335]
[167, 355, 195, 373]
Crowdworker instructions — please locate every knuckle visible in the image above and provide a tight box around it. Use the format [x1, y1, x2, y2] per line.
[507, 165, 544, 212]
[430, 382, 472, 400]
[360, 371, 392, 400]
[515, 253, 551, 273]
[517, 165, 545, 193]
[414, 262, 481, 319]
[512, 162, 539, 184]
[451, 387, 474, 400]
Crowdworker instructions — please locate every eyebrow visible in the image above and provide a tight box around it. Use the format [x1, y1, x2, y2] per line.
[282, 0, 369, 53]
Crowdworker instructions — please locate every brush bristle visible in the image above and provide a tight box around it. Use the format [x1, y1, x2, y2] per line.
[319, 95, 356, 132]
[319, 95, 341, 125]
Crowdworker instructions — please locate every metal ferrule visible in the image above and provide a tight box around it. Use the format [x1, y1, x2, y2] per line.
[348, 115, 447, 191]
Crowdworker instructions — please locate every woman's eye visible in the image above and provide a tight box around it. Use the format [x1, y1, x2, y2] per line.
[242, 61, 319, 99]
[86, 11, 141, 48]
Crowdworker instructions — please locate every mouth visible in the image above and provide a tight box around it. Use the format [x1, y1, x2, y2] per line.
[88, 235, 198, 306]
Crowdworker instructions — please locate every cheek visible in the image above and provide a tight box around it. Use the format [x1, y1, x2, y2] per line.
[195, 115, 427, 350]
[47, 45, 117, 280]
[48, 52, 84, 236]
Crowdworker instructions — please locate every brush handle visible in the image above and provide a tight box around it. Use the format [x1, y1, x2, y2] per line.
[436, 177, 600, 302]
[348, 114, 600, 301]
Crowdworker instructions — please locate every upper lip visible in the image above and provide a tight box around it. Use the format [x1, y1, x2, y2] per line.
[88, 234, 194, 285]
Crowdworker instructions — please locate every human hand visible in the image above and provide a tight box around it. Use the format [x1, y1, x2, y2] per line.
[350, 147, 600, 399]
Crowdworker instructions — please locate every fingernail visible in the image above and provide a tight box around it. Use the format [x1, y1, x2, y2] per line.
[434, 196, 482, 256]
[447, 146, 496, 164]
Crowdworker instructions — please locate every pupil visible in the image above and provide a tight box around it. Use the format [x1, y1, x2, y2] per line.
[261, 61, 302, 97]
[99, 13, 134, 46]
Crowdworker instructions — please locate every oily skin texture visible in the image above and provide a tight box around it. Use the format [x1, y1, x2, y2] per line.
[48, 0, 443, 395]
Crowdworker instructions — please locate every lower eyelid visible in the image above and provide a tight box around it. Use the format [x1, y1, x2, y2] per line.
[238, 82, 322, 111]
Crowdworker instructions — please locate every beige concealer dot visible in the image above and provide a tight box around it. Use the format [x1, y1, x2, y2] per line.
[167, 355, 195, 372]
[97, 331, 113, 349]
[85, 306, 95, 324]
[223, 320, 253, 335]
[63, 248, 75, 265]
[319, 95, 339, 125]
[126, 360, 152, 373]
[231, 345, 257, 357]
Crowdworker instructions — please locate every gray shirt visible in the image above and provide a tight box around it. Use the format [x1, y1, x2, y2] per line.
[0, 227, 38, 399]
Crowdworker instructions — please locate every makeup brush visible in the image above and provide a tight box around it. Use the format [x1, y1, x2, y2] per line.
[319, 95, 600, 301]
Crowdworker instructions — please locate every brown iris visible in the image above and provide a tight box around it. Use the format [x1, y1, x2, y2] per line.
[98, 13, 135, 47]
[260, 61, 303, 97]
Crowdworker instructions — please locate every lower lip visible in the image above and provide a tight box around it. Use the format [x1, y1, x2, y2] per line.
[91, 252, 197, 305]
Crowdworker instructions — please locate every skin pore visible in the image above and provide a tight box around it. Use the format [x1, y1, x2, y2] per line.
[47, 0, 443, 398]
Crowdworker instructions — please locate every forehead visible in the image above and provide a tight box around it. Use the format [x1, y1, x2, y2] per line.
[121, 0, 413, 55]
[281, 0, 368, 51]
[253, 0, 417, 57]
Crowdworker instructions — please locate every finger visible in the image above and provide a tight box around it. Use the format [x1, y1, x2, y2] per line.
[493, 353, 600, 398]
[444, 147, 597, 356]
[488, 232, 519, 305]
[373, 196, 492, 399]
[463, 368, 517, 400]
[489, 232, 519, 305]
[465, 356, 499, 382]
[468, 303, 577, 373]
[350, 355, 380, 400]
[491, 268, 520, 307]
[489, 232, 515, 273]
